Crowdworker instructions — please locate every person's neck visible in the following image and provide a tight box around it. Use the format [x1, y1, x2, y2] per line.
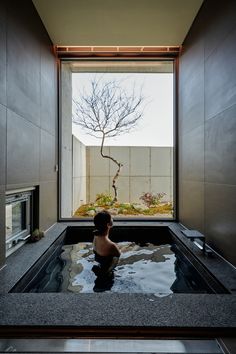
[95, 231, 109, 238]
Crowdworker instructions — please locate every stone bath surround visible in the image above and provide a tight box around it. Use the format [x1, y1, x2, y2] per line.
[0, 222, 235, 337]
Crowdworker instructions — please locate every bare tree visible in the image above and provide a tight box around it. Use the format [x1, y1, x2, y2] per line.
[73, 77, 145, 204]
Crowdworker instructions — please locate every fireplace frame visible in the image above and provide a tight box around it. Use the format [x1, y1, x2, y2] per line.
[5, 188, 34, 256]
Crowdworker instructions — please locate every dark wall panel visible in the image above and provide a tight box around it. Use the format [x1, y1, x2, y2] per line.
[180, 125, 204, 182]
[179, 181, 205, 232]
[179, 0, 236, 265]
[40, 31, 57, 136]
[205, 106, 236, 185]
[0, 0, 6, 268]
[0, 105, 7, 186]
[178, 8, 205, 84]
[0, 104, 6, 268]
[7, 109, 40, 186]
[0, 0, 58, 266]
[0, 1, 6, 106]
[7, 1, 41, 126]
[39, 181, 57, 231]
[40, 130, 57, 182]
[205, 27, 236, 120]
[179, 68, 204, 135]
[0, 185, 5, 267]
[205, 183, 236, 263]
[204, 0, 236, 60]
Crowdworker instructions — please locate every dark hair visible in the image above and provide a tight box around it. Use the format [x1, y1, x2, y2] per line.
[93, 210, 112, 236]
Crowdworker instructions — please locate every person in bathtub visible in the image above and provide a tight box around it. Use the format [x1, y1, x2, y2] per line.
[92, 211, 120, 291]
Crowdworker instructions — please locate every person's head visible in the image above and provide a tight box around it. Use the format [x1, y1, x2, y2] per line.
[93, 210, 113, 236]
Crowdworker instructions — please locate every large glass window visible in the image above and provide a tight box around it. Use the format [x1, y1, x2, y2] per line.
[60, 60, 175, 219]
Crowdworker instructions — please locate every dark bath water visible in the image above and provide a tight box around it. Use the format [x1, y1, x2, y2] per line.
[31, 242, 212, 294]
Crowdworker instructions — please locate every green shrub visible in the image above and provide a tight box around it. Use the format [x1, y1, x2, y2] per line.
[95, 192, 113, 206]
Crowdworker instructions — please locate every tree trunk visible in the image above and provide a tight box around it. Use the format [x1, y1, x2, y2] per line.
[100, 133, 123, 204]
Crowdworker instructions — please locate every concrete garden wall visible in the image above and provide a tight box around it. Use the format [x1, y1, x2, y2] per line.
[72, 136, 87, 212]
[72, 136, 173, 211]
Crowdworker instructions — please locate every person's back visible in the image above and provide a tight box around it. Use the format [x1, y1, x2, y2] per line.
[93, 232, 120, 258]
[92, 211, 120, 291]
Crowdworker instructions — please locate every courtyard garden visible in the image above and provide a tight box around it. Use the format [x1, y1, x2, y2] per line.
[74, 192, 173, 218]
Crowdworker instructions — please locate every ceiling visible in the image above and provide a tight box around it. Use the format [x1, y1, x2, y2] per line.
[32, 0, 203, 47]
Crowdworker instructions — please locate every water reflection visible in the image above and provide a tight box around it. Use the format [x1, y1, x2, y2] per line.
[28, 241, 212, 293]
[170, 245, 210, 293]
[61, 242, 176, 293]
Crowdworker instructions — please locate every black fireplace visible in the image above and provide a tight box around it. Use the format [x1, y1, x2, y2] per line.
[5, 189, 34, 256]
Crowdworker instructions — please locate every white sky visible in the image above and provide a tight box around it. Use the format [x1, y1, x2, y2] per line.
[72, 73, 173, 147]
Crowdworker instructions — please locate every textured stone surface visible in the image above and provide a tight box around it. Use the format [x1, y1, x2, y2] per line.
[0, 222, 236, 334]
[169, 224, 236, 292]
[0, 223, 67, 293]
[0, 292, 235, 328]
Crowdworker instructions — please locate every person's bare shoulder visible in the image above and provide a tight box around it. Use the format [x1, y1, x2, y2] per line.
[109, 242, 121, 257]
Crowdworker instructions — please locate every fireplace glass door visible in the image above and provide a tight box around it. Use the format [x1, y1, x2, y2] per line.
[6, 191, 32, 256]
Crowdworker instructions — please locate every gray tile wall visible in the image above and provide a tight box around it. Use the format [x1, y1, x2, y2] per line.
[0, 0, 58, 267]
[178, 0, 236, 265]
